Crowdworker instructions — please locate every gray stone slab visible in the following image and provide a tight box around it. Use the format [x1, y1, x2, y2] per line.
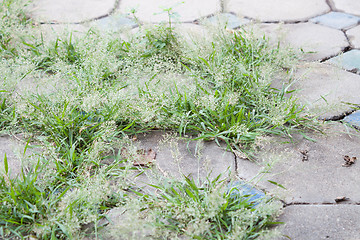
[277, 205, 360, 240]
[346, 25, 360, 48]
[237, 122, 360, 204]
[256, 23, 348, 61]
[327, 49, 360, 73]
[333, 0, 360, 17]
[310, 11, 360, 30]
[206, 13, 250, 29]
[131, 131, 235, 183]
[30, 0, 116, 23]
[280, 62, 360, 118]
[226, 0, 330, 22]
[118, 0, 220, 23]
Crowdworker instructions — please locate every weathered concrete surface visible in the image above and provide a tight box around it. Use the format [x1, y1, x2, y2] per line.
[258, 23, 348, 61]
[277, 205, 360, 240]
[333, 0, 360, 17]
[226, 0, 330, 22]
[347, 25, 360, 48]
[289, 62, 360, 118]
[0, 135, 27, 177]
[119, 0, 220, 23]
[133, 131, 234, 181]
[30, 0, 116, 23]
[237, 122, 360, 204]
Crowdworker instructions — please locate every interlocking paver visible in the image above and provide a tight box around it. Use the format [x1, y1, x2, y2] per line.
[347, 25, 360, 48]
[30, 0, 116, 23]
[278, 205, 360, 240]
[206, 13, 250, 29]
[237, 122, 360, 204]
[310, 11, 360, 30]
[327, 49, 360, 73]
[226, 0, 329, 22]
[333, 0, 360, 17]
[119, 0, 220, 23]
[289, 62, 360, 118]
[257, 23, 348, 61]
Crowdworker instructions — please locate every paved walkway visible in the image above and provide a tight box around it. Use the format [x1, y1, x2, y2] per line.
[3, 0, 360, 239]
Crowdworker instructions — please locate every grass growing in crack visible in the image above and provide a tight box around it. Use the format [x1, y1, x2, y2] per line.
[0, 0, 321, 238]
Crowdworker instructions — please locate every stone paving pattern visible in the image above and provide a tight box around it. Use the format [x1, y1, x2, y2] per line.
[20, 0, 360, 239]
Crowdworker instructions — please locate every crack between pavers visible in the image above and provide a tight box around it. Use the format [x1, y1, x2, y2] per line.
[326, 0, 335, 11]
[283, 201, 360, 207]
[318, 108, 357, 121]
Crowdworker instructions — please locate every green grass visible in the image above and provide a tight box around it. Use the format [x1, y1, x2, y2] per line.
[0, 0, 320, 239]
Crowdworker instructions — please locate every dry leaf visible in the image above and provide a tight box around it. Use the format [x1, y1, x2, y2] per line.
[335, 196, 349, 203]
[342, 155, 356, 167]
[133, 149, 156, 167]
[300, 150, 309, 161]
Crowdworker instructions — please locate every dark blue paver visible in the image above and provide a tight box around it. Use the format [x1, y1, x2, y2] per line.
[343, 110, 360, 128]
[310, 12, 360, 30]
[227, 180, 265, 207]
[327, 49, 360, 73]
[207, 13, 250, 29]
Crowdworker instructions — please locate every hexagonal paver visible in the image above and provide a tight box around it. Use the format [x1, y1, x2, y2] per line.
[206, 13, 250, 29]
[226, 0, 330, 22]
[257, 23, 348, 61]
[278, 205, 360, 240]
[346, 25, 360, 48]
[327, 49, 360, 73]
[310, 12, 360, 30]
[237, 122, 360, 204]
[119, 0, 220, 23]
[333, 0, 360, 17]
[30, 0, 116, 23]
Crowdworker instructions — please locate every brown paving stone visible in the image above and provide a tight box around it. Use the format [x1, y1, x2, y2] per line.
[226, 0, 330, 22]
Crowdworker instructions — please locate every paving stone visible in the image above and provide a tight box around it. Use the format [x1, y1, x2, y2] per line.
[0, 135, 30, 177]
[346, 25, 360, 48]
[333, 0, 360, 17]
[287, 62, 360, 118]
[256, 23, 348, 61]
[327, 49, 360, 73]
[92, 14, 137, 31]
[132, 131, 234, 182]
[225, 0, 330, 22]
[206, 13, 250, 29]
[30, 0, 116, 23]
[343, 111, 360, 129]
[277, 205, 360, 239]
[118, 0, 220, 23]
[310, 11, 360, 30]
[237, 122, 360, 204]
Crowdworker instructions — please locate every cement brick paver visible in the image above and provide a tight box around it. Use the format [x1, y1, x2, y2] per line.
[278, 205, 360, 240]
[30, 0, 116, 23]
[119, 0, 220, 23]
[226, 0, 329, 22]
[347, 25, 360, 48]
[333, 0, 360, 17]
